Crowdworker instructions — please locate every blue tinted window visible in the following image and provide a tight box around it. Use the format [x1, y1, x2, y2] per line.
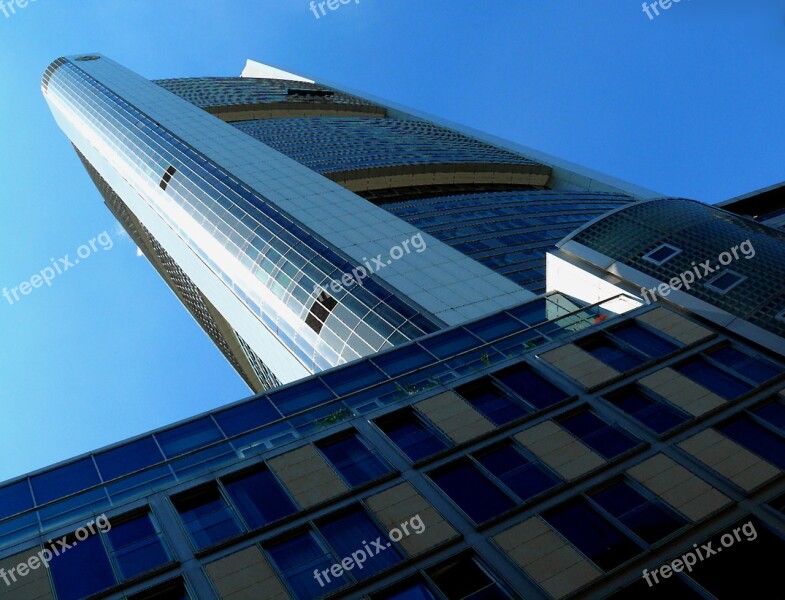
[213, 398, 281, 436]
[431, 459, 515, 523]
[610, 323, 678, 358]
[372, 345, 434, 377]
[374, 579, 436, 600]
[579, 336, 645, 372]
[508, 299, 548, 326]
[466, 313, 524, 342]
[378, 410, 450, 462]
[677, 357, 752, 399]
[106, 513, 170, 580]
[95, 437, 165, 481]
[476, 446, 559, 500]
[0, 481, 33, 520]
[457, 379, 529, 425]
[607, 387, 689, 434]
[106, 465, 174, 503]
[321, 362, 387, 396]
[708, 346, 783, 384]
[544, 498, 641, 570]
[269, 380, 335, 416]
[173, 487, 242, 550]
[267, 531, 348, 598]
[49, 531, 117, 600]
[591, 481, 687, 544]
[754, 399, 785, 431]
[37, 488, 110, 530]
[560, 411, 639, 458]
[318, 508, 402, 578]
[31, 458, 101, 505]
[223, 467, 296, 529]
[720, 417, 785, 469]
[420, 329, 482, 359]
[156, 418, 224, 458]
[494, 365, 568, 409]
[318, 435, 391, 487]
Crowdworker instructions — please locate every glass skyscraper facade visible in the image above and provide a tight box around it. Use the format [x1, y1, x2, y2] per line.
[7, 53, 784, 599]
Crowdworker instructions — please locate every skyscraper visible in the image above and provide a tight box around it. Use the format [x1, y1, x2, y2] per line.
[3, 54, 783, 600]
[42, 54, 649, 391]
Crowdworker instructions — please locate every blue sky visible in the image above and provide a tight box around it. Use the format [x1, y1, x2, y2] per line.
[0, 0, 783, 482]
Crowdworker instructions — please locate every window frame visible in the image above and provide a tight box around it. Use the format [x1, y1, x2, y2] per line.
[642, 243, 682, 266]
[703, 269, 746, 294]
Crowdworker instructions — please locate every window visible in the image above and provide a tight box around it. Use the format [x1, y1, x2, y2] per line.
[606, 574, 703, 599]
[425, 554, 513, 599]
[642, 243, 681, 265]
[606, 387, 690, 434]
[376, 409, 450, 462]
[430, 459, 515, 523]
[559, 410, 640, 459]
[305, 291, 337, 334]
[676, 357, 752, 399]
[543, 497, 642, 570]
[578, 336, 646, 372]
[373, 345, 434, 377]
[95, 437, 165, 481]
[707, 346, 783, 384]
[493, 364, 569, 409]
[172, 486, 242, 550]
[590, 481, 687, 544]
[753, 398, 785, 430]
[0, 480, 33, 521]
[106, 513, 171, 580]
[213, 398, 281, 437]
[317, 433, 392, 487]
[49, 530, 117, 600]
[156, 417, 223, 459]
[266, 531, 349, 598]
[128, 578, 191, 600]
[159, 165, 177, 190]
[719, 416, 785, 469]
[373, 579, 437, 600]
[420, 328, 481, 359]
[321, 361, 387, 396]
[704, 270, 746, 293]
[268, 379, 335, 416]
[609, 322, 679, 359]
[222, 467, 297, 530]
[475, 444, 560, 502]
[31, 458, 101, 505]
[317, 507, 403, 579]
[456, 378, 529, 425]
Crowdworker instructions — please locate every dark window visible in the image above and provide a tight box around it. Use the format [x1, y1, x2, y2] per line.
[704, 270, 745, 293]
[590, 481, 687, 544]
[128, 578, 190, 600]
[560, 411, 639, 459]
[373, 344, 434, 377]
[493, 364, 569, 409]
[223, 467, 297, 529]
[305, 291, 337, 334]
[430, 459, 515, 523]
[426, 554, 512, 599]
[317, 434, 392, 487]
[643, 244, 681, 265]
[159, 165, 177, 190]
[172, 487, 242, 550]
[609, 323, 678, 359]
[578, 336, 646, 372]
[475, 445, 560, 501]
[687, 517, 785, 598]
[719, 416, 785, 469]
[49, 531, 117, 600]
[287, 88, 334, 97]
[321, 361, 387, 396]
[769, 491, 785, 515]
[753, 398, 785, 431]
[377, 410, 450, 462]
[156, 417, 223, 458]
[420, 328, 481, 359]
[544, 497, 642, 570]
[457, 378, 529, 425]
[106, 513, 170, 580]
[317, 507, 403, 579]
[213, 398, 281, 437]
[708, 346, 783, 384]
[95, 437, 165, 481]
[606, 573, 703, 599]
[0, 480, 33, 520]
[466, 313, 524, 342]
[373, 579, 436, 600]
[677, 357, 752, 400]
[31, 458, 101, 505]
[267, 531, 348, 599]
[606, 387, 690, 434]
